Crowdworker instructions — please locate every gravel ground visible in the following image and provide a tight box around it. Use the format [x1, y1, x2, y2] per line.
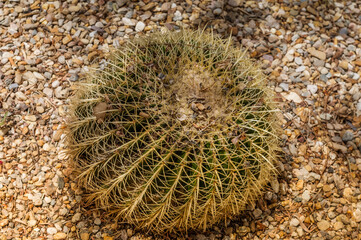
[1, 0, 361, 239]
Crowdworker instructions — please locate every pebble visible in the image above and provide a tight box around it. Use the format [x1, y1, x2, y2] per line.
[307, 85, 318, 94]
[296, 66, 306, 72]
[135, 21, 145, 32]
[295, 57, 303, 65]
[122, 17, 136, 26]
[58, 55, 65, 64]
[253, 208, 262, 218]
[72, 213, 82, 222]
[47, 227, 58, 235]
[354, 209, 361, 222]
[302, 190, 311, 202]
[68, 5, 81, 12]
[80, 232, 90, 240]
[284, 92, 303, 103]
[173, 11, 183, 21]
[94, 218, 101, 225]
[339, 60, 349, 70]
[0, 219, 9, 227]
[28, 220, 37, 227]
[213, 8, 222, 15]
[342, 130, 354, 142]
[43, 88, 53, 98]
[308, 48, 326, 60]
[279, 83, 289, 91]
[317, 220, 330, 231]
[228, 0, 241, 7]
[8, 83, 19, 90]
[290, 218, 300, 227]
[334, 221, 344, 230]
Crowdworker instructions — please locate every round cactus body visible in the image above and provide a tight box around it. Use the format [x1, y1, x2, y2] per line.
[66, 30, 279, 233]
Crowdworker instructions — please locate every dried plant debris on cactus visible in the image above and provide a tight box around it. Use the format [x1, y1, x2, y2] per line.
[66, 29, 280, 234]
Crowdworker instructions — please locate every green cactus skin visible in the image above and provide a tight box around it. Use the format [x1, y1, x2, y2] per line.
[66, 29, 280, 234]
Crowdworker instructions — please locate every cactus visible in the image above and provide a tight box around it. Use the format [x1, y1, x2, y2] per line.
[66, 29, 280, 233]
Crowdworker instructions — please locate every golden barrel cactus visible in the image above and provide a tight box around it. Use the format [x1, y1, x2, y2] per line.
[66, 29, 279, 233]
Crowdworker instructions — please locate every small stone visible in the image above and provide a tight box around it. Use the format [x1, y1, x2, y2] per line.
[63, 21, 72, 32]
[334, 221, 344, 231]
[161, 2, 171, 11]
[339, 60, 349, 70]
[307, 85, 318, 94]
[142, 2, 157, 11]
[28, 220, 37, 227]
[295, 57, 303, 65]
[68, 5, 81, 12]
[151, 13, 167, 21]
[320, 113, 332, 121]
[173, 11, 183, 21]
[284, 92, 303, 103]
[356, 102, 361, 111]
[213, 8, 222, 15]
[47, 227, 58, 235]
[342, 130, 354, 142]
[253, 208, 262, 218]
[135, 21, 145, 32]
[24, 115, 37, 122]
[16, 92, 27, 101]
[313, 59, 325, 67]
[94, 218, 101, 225]
[228, 0, 241, 7]
[23, 23, 38, 30]
[33, 195, 43, 206]
[296, 66, 306, 72]
[45, 181, 56, 195]
[308, 48, 326, 60]
[59, 208, 68, 216]
[331, 142, 347, 153]
[116, 0, 128, 7]
[72, 213, 81, 222]
[52, 80, 60, 88]
[302, 190, 311, 202]
[317, 220, 330, 231]
[122, 17, 136, 26]
[14, 6, 23, 13]
[43, 88, 53, 98]
[80, 232, 90, 240]
[271, 178, 279, 193]
[343, 187, 353, 198]
[8, 83, 19, 90]
[279, 83, 289, 91]
[23, 72, 37, 85]
[333, 12, 342, 21]
[63, 35, 72, 45]
[339, 27, 348, 36]
[290, 218, 300, 227]
[354, 209, 361, 222]
[8, 23, 18, 34]
[296, 180, 304, 190]
[58, 55, 65, 64]
[0, 219, 9, 227]
[36, 106, 45, 113]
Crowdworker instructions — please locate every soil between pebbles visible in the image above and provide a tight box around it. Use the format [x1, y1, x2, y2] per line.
[0, 0, 361, 239]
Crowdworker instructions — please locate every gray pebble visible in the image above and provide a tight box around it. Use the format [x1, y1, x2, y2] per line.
[8, 83, 19, 90]
[213, 8, 222, 15]
[342, 130, 354, 142]
[279, 83, 289, 91]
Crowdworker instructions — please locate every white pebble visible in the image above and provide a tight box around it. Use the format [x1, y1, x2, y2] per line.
[135, 21, 145, 32]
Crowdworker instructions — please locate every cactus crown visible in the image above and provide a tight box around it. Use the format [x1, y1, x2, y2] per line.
[66, 29, 279, 233]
